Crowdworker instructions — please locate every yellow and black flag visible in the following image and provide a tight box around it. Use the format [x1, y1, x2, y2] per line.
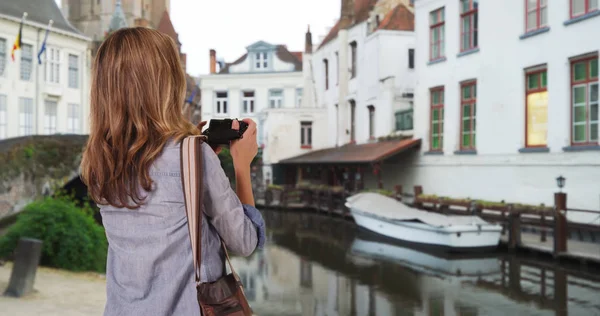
[11, 12, 28, 61]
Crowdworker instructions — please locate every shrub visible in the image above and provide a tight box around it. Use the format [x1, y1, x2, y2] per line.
[0, 195, 107, 272]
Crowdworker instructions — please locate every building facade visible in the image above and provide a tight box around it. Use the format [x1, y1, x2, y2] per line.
[410, 0, 600, 218]
[0, 0, 92, 140]
[199, 37, 327, 186]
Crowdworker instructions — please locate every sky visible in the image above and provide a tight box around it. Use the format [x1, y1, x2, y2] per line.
[56, 0, 341, 77]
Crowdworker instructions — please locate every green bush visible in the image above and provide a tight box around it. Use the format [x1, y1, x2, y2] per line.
[0, 195, 107, 272]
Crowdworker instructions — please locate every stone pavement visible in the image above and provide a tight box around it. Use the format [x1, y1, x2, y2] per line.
[0, 262, 106, 316]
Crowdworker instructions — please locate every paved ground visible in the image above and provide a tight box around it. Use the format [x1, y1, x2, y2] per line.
[0, 262, 106, 316]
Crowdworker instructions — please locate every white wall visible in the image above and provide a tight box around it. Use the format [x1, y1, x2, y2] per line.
[0, 17, 91, 140]
[411, 0, 600, 219]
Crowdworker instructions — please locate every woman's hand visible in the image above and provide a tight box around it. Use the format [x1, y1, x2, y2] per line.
[230, 118, 258, 170]
[197, 121, 222, 154]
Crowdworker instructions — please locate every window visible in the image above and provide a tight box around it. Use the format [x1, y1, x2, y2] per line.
[460, 0, 478, 52]
[429, 8, 445, 61]
[20, 44, 33, 81]
[215, 91, 228, 114]
[430, 88, 444, 151]
[300, 121, 312, 148]
[571, 56, 598, 144]
[526, 0, 548, 32]
[296, 88, 303, 107]
[525, 67, 548, 147]
[0, 38, 6, 76]
[350, 100, 356, 142]
[324, 59, 329, 90]
[460, 81, 477, 150]
[19, 97, 34, 136]
[255, 52, 268, 69]
[0, 95, 6, 139]
[68, 54, 79, 88]
[45, 47, 60, 84]
[269, 90, 283, 108]
[44, 100, 58, 135]
[408, 49, 415, 69]
[242, 91, 255, 113]
[368, 106, 375, 139]
[67, 103, 80, 133]
[350, 42, 357, 78]
[395, 109, 414, 131]
[571, 0, 599, 18]
[335, 52, 339, 85]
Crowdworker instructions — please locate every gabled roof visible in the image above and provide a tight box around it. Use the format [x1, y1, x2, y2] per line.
[376, 3, 414, 31]
[317, 0, 377, 50]
[0, 0, 82, 36]
[218, 44, 302, 74]
[157, 10, 180, 45]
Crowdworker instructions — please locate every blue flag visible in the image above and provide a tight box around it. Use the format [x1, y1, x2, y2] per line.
[37, 20, 53, 65]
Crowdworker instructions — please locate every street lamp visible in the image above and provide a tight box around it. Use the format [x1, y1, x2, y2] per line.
[556, 175, 566, 192]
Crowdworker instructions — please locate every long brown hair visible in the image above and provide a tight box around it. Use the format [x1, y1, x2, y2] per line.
[81, 27, 199, 209]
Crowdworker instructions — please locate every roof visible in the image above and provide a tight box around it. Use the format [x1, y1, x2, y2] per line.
[376, 3, 414, 31]
[0, 0, 82, 35]
[108, 1, 128, 32]
[318, 0, 377, 49]
[156, 10, 180, 45]
[279, 138, 421, 164]
[218, 45, 302, 74]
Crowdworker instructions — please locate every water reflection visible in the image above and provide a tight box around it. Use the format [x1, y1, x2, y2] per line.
[231, 210, 600, 316]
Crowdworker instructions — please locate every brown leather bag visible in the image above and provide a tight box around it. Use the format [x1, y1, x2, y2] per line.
[180, 136, 253, 316]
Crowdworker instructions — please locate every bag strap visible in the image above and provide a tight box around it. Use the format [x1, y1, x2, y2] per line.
[180, 136, 241, 284]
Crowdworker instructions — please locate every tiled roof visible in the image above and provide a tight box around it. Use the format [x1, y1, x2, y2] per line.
[218, 45, 302, 74]
[291, 52, 303, 63]
[0, 0, 83, 36]
[317, 0, 377, 50]
[279, 138, 421, 164]
[156, 10, 180, 45]
[377, 3, 414, 31]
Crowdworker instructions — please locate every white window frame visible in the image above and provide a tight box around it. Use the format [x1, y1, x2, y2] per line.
[255, 52, 268, 69]
[301, 121, 312, 147]
[296, 88, 303, 107]
[68, 54, 79, 88]
[215, 91, 228, 115]
[45, 47, 61, 84]
[19, 97, 34, 136]
[68, 103, 80, 133]
[242, 91, 255, 114]
[269, 90, 283, 108]
[20, 44, 33, 81]
[0, 95, 6, 139]
[44, 100, 58, 135]
[0, 38, 6, 77]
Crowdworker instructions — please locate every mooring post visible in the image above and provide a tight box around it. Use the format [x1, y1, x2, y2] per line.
[508, 205, 521, 250]
[554, 192, 568, 255]
[413, 185, 423, 208]
[394, 185, 402, 201]
[4, 238, 43, 298]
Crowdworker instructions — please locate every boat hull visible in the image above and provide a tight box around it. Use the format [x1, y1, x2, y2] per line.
[350, 209, 502, 252]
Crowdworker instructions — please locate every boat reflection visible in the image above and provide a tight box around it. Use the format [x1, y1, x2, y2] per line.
[230, 210, 600, 316]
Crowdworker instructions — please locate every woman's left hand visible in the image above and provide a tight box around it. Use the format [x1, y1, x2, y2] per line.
[197, 121, 222, 154]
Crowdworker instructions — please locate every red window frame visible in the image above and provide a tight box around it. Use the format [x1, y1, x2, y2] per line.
[524, 67, 548, 148]
[570, 0, 599, 19]
[460, 0, 478, 52]
[429, 87, 444, 152]
[525, 0, 548, 32]
[429, 8, 445, 61]
[570, 55, 599, 146]
[460, 81, 477, 150]
[324, 59, 329, 90]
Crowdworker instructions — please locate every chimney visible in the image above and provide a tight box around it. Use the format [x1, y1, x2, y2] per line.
[305, 25, 313, 54]
[340, 0, 355, 30]
[209, 49, 216, 74]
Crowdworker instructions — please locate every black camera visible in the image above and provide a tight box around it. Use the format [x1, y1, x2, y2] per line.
[201, 119, 249, 146]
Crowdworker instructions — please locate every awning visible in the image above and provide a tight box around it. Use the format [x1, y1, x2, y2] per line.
[278, 138, 421, 165]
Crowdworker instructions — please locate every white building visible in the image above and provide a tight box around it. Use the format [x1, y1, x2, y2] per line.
[409, 0, 600, 217]
[0, 0, 91, 140]
[199, 36, 327, 185]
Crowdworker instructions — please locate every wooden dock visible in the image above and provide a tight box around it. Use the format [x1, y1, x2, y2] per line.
[500, 232, 600, 265]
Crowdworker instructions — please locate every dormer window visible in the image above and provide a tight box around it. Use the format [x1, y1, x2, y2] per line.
[256, 52, 268, 69]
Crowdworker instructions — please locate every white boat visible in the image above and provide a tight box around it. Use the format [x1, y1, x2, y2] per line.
[345, 192, 503, 251]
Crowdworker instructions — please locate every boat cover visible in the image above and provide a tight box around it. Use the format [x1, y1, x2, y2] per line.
[346, 192, 492, 228]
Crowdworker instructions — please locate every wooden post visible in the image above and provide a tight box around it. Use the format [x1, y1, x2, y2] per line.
[554, 267, 568, 316]
[540, 212, 547, 242]
[508, 256, 521, 292]
[508, 206, 521, 250]
[4, 238, 43, 297]
[394, 185, 402, 201]
[554, 192, 568, 255]
[414, 186, 423, 208]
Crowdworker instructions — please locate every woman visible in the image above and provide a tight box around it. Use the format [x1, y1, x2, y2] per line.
[81, 27, 265, 316]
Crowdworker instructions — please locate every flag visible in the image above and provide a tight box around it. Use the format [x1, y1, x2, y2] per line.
[186, 88, 197, 104]
[11, 12, 27, 62]
[37, 20, 53, 65]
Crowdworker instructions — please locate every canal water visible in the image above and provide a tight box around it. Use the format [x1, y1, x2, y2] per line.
[230, 210, 600, 316]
